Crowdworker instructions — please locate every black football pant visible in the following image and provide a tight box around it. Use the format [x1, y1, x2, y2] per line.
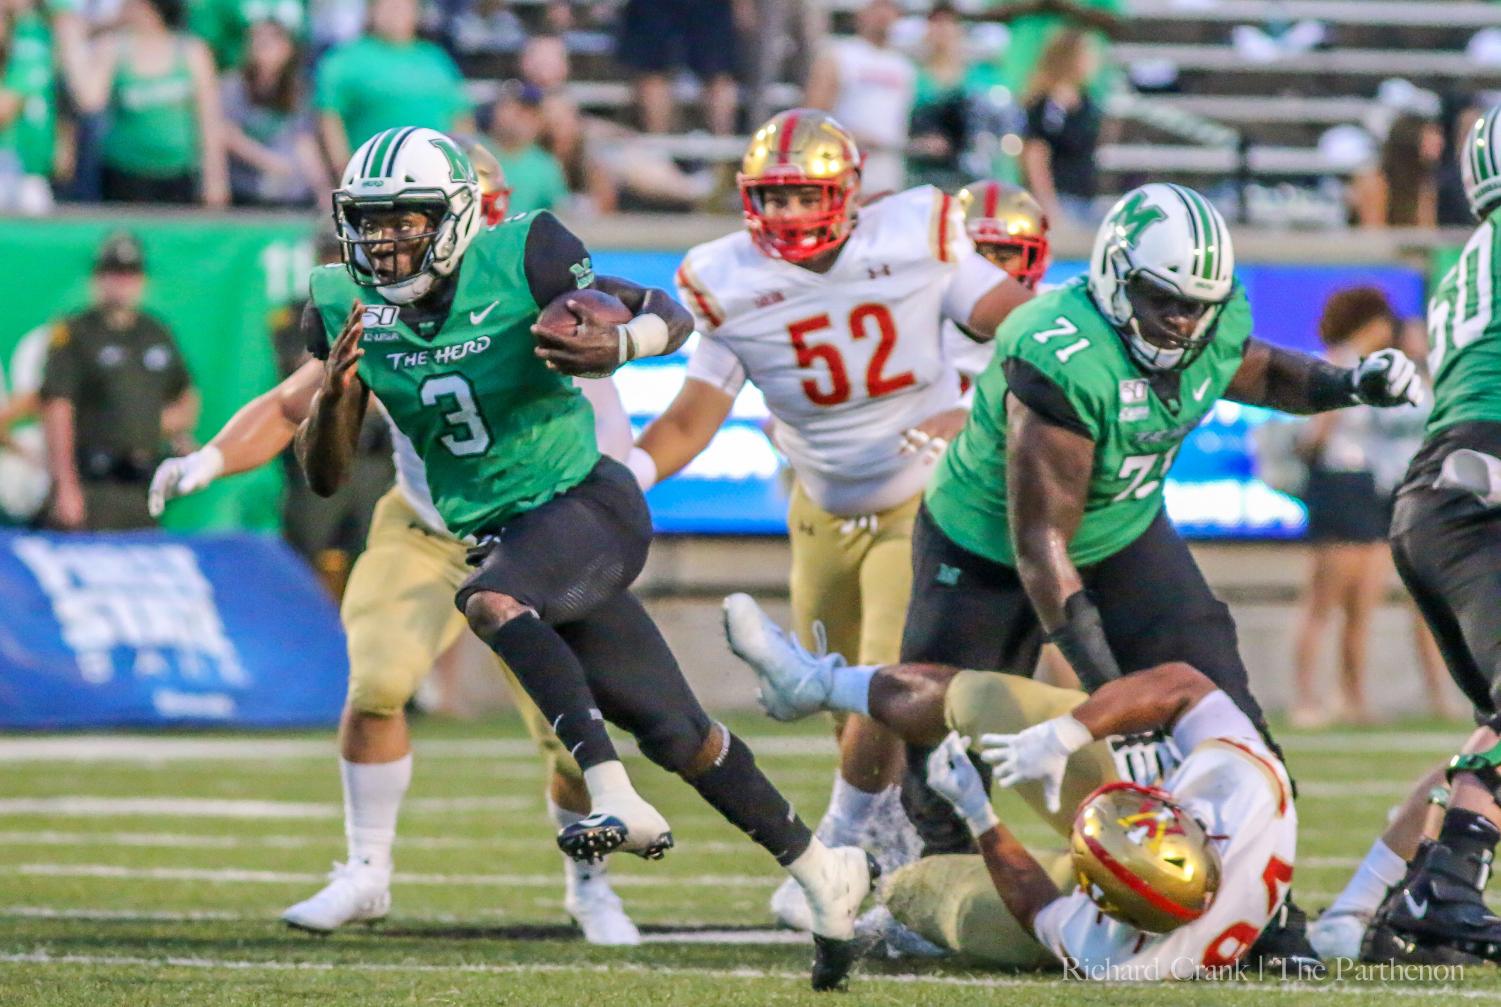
[459, 458, 813, 865]
[898, 505, 1275, 855]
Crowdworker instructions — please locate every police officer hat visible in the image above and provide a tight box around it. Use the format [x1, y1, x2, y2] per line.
[94, 231, 146, 274]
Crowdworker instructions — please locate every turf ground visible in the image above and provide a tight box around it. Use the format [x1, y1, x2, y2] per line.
[0, 712, 1496, 1006]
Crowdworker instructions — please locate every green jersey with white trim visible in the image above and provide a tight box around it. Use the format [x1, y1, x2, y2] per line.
[925, 278, 1252, 567]
[308, 213, 599, 539]
[1424, 214, 1501, 435]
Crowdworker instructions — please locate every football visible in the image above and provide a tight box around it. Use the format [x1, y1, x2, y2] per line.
[533, 287, 633, 343]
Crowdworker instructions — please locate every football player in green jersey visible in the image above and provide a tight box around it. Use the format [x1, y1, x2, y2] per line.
[897, 182, 1422, 963]
[297, 126, 876, 989]
[1364, 105, 1501, 964]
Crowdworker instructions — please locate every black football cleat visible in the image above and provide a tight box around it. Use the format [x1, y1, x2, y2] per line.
[811, 933, 860, 992]
[1362, 840, 1486, 966]
[1248, 896, 1325, 978]
[556, 813, 674, 864]
[1383, 840, 1501, 962]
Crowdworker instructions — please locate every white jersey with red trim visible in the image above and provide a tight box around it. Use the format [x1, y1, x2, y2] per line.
[677, 185, 1008, 516]
[1031, 698, 1297, 981]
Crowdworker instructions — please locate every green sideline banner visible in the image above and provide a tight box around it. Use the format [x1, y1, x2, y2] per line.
[1, 215, 316, 531]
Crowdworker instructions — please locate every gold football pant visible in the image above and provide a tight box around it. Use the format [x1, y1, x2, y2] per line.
[883, 671, 1134, 964]
[340, 488, 579, 785]
[786, 480, 920, 666]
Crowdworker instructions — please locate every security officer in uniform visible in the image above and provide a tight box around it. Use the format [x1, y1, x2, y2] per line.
[39, 231, 198, 530]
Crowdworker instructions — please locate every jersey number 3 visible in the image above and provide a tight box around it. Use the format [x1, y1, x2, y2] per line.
[420, 373, 492, 457]
[788, 304, 915, 406]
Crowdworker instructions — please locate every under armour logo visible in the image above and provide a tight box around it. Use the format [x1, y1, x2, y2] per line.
[936, 564, 961, 586]
[867, 264, 892, 279]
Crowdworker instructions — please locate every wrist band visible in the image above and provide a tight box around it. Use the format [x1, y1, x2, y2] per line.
[618, 313, 671, 362]
[626, 446, 659, 491]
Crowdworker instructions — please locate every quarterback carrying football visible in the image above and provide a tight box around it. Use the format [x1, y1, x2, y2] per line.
[295, 126, 876, 989]
[630, 110, 1031, 925]
[724, 593, 1297, 979]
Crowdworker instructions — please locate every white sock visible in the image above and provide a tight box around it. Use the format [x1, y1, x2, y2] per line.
[820, 774, 881, 846]
[582, 760, 636, 803]
[1326, 838, 1406, 918]
[828, 665, 877, 716]
[786, 836, 835, 889]
[549, 798, 607, 892]
[341, 753, 411, 873]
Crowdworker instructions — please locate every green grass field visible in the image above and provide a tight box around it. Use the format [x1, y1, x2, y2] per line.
[1, 712, 1497, 1006]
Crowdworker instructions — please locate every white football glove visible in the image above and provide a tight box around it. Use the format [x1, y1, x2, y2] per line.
[1436, 448, 1501, 507]
[148, 445, 224, 517]
[978, 715, 1094, 814]
[925, 732, 998, 836]
[1351, 348, 1424, 408]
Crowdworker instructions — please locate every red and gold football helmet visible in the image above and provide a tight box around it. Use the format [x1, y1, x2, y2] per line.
[454, 134, 511, 225]
[957, 179, 1050, 288]
[1070, 781, 1222, 934]
[738, 109, 864, 263]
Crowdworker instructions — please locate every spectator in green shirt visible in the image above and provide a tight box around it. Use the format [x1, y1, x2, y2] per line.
[976, 0, 1122, 106]
[0, 0, 89, 182]
[314, 0, 473, 170]
[481, 80, 568, 213]
[188, 0, 305, 69]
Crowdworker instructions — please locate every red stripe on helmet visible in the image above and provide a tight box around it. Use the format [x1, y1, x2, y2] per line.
[776, 113, 799, 164]
[983, 182, 999, 219]
[1081, 832, 1204, 924]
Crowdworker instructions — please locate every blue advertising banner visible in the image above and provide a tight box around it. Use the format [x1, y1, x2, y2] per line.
[0, 530, 347, 729]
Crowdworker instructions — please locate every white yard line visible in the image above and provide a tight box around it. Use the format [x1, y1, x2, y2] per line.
[0, 730, 1465, 764]
[0, 948, 1489, 998]
[0, 796, 527, 818]
[6, 863, 780, 888]
[0, 829, 751, 854]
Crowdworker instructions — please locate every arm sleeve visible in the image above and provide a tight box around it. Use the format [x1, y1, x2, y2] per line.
[942, 251, 1012, 329]
[685, 334, 747, 397]
[303, 301, 331, 360]
[1002, 357, 1094, 439]
[38, 323, 78, 401]
[523, 211, 592, 308]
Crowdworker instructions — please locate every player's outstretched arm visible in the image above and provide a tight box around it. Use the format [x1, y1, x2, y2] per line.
[1007, 395, 1121, 688]
[1227, 337, 1423, 414]
[296, 302, 369, 497]
[632, 378, 735, 490]
[149, 359, 324, 516]
[926, 734, 1062, 931]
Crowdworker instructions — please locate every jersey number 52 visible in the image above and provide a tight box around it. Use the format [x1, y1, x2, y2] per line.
[788, 304, 916, 406]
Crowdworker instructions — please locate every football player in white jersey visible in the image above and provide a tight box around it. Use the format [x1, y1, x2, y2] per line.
[148, 152, 643, 945]
[723, 593, 1298, 980]
[629, 109, 1031, 927]
[941, 179, 1052, 391]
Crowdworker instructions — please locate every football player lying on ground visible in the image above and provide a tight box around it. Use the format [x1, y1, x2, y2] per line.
[296, 127, 874, 990]
[724, 594, 1298, 979]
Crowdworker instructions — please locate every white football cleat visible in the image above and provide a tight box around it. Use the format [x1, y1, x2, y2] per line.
[557, 791, 673, 863]
[1308, 909, 1369, 961]
[566, 876, 642, 946]
[281, 861, 391, 933]
[722, 593, 843, 722]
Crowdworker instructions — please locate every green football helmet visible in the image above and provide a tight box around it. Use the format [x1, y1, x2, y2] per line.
[333, 127, 482, 305]
[1461, 105, 1501, 221]
[1088, 183, 1235, 372]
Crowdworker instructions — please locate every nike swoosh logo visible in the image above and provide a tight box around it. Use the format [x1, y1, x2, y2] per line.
[470, 301, 499, 325]
[1192, 377, 1213, 401]
[1404, 891, 1429, 919]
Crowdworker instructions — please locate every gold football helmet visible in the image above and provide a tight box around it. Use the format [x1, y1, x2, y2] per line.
[957, 179, 1050, 288]
[453, 134, 510, 225]
[738, 109, 863, 262]
[1070, 781, 1222, 934]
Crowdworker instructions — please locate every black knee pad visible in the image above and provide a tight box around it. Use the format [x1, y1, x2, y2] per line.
[636, 715, 712, 773]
